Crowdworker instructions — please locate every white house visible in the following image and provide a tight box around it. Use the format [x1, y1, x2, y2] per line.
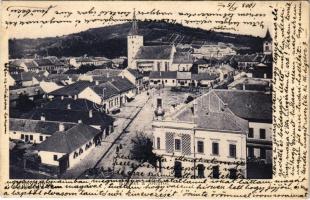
[78, 77, 136, 113]
[36, 124, 101, 172]
[152, 90, 248, 179]
[212, 90, 272, 164]
[9, 118, 75, 144]
[119, 68, 144, 93]
[149, 71, 177, 87]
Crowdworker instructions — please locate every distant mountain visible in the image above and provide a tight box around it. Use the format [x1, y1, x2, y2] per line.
[9, 21, 264, 59]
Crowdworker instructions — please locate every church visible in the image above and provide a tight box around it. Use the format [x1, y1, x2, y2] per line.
[127, 11, 179, 72]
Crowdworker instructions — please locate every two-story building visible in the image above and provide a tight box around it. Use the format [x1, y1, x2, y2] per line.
[152, 90, 249, 179]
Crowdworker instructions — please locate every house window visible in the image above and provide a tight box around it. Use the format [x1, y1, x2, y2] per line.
[197, 164, 205, 178]
[157, 62, 161, 71]
[229, 168, 237, 179]
[229, 144, 236, 158]
[197, 141, 204, 153]
[79, 148, 83, 155]
[21, 134, 24, 139]
[175, 139, 181, 151]
[73, 152, 78, 158]
[260, 148, 266, 159]
[39, 136, 43, 141]
[173, 80, 175, 83]
[212, 142, 219, 155]
[212, 166, 220, 178]
[30, 135, 33, 140]
[259, 129, 266, 139]
[165, 62, 169, 71]
[165, 80, 167, 83]
[248, 147, 254, 158]
[248, 128, 254, 138]
[53, 155, 58, 161]
[157, 137, 160, 149]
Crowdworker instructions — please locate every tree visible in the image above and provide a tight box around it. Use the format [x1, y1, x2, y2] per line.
[130, 132, 158, 166]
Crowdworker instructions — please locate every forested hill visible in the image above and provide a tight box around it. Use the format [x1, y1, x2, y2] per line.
[9, 21, 264, 59]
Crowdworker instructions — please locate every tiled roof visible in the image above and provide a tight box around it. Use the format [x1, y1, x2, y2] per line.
[91, 82, 120, 100]
[134, 45, 173, 60]
[36, 124, 100, 153]
[19, 108, 114, 127]
[109, 77, 136, 93]
[43, 98, 101, 111]
[149, 71, 177, 79]
[197, 112, 248, 132]
[11, 72, 35, 82]
[86, 69, 122, 77]
[194, 59, 209, 65]
[173, 52, 193, 64]
[214, 90, 272, 122]
[34, 59, 54, 66]
[9, 118, 76, 135]
[192, 73, 219, 81]
[127, 69, 143, 79]
[177, 71, 191, 80]
[173, 95, 248, 133]
[24, 61, 38, 69]
[49, 81, 94, 96]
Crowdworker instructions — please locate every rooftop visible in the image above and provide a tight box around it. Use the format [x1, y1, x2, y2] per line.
[149, 71, 177, 79]
[36, 123, 101, 153]
[135, 45, 173, 60]
[15, 108, 114, 127]
[9, 118, 76, 135]
[49, 81, 94, 96]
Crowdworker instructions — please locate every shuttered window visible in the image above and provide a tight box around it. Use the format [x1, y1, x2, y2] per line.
[165, 132, 174, 153]
[181, 134, 191, 155]
[229, 144, 236, 158]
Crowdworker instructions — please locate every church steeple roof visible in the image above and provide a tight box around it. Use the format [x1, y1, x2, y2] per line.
[128, 9, 139, 36]
[264, 29, 272, 41]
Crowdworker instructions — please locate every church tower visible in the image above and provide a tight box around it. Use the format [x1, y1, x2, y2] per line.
[127, 9, 143, 69]
[263, 29, 272, 55]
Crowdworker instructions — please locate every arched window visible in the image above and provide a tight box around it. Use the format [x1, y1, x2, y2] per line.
[79, 148, 83, 155]
[174, 161, 182, 178]
[157, 137, 160, 149]
[197, 164, 205, 178]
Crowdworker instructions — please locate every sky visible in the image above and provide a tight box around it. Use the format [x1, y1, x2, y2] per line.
[2, 1, 275, 39]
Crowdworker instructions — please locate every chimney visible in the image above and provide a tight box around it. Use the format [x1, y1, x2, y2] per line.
[67, 103, 71, 110]
[95, 80, 99, 85]
[78, 119, 82, 124]
[61, 96, 64, 100]
[40, 113, 45, 121]
[107, 72, 110, 78]
[89, 109, 93, 118]
[59, 123, 65, 132]
[74, 95, 77, 100]
[242, 83, 246, 90]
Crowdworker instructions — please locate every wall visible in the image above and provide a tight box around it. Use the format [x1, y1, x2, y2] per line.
[128, 35, 143, 68]
[38, 151, 66, 166]
[247, 122, 272, 164]
[10, 130, 51, 144]
[152, 122, 247, 178]
[78, 87, 102, 105]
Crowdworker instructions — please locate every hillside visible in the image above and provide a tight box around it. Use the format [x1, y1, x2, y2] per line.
[9, 21, 264, 59]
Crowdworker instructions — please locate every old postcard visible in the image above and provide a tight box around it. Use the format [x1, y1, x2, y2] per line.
[0, 0, 309, 198]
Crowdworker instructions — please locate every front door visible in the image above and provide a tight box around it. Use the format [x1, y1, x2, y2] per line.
[59, 154, 69, 174]
[174, 161, 182, 178]
[25, 135, 29, 142]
